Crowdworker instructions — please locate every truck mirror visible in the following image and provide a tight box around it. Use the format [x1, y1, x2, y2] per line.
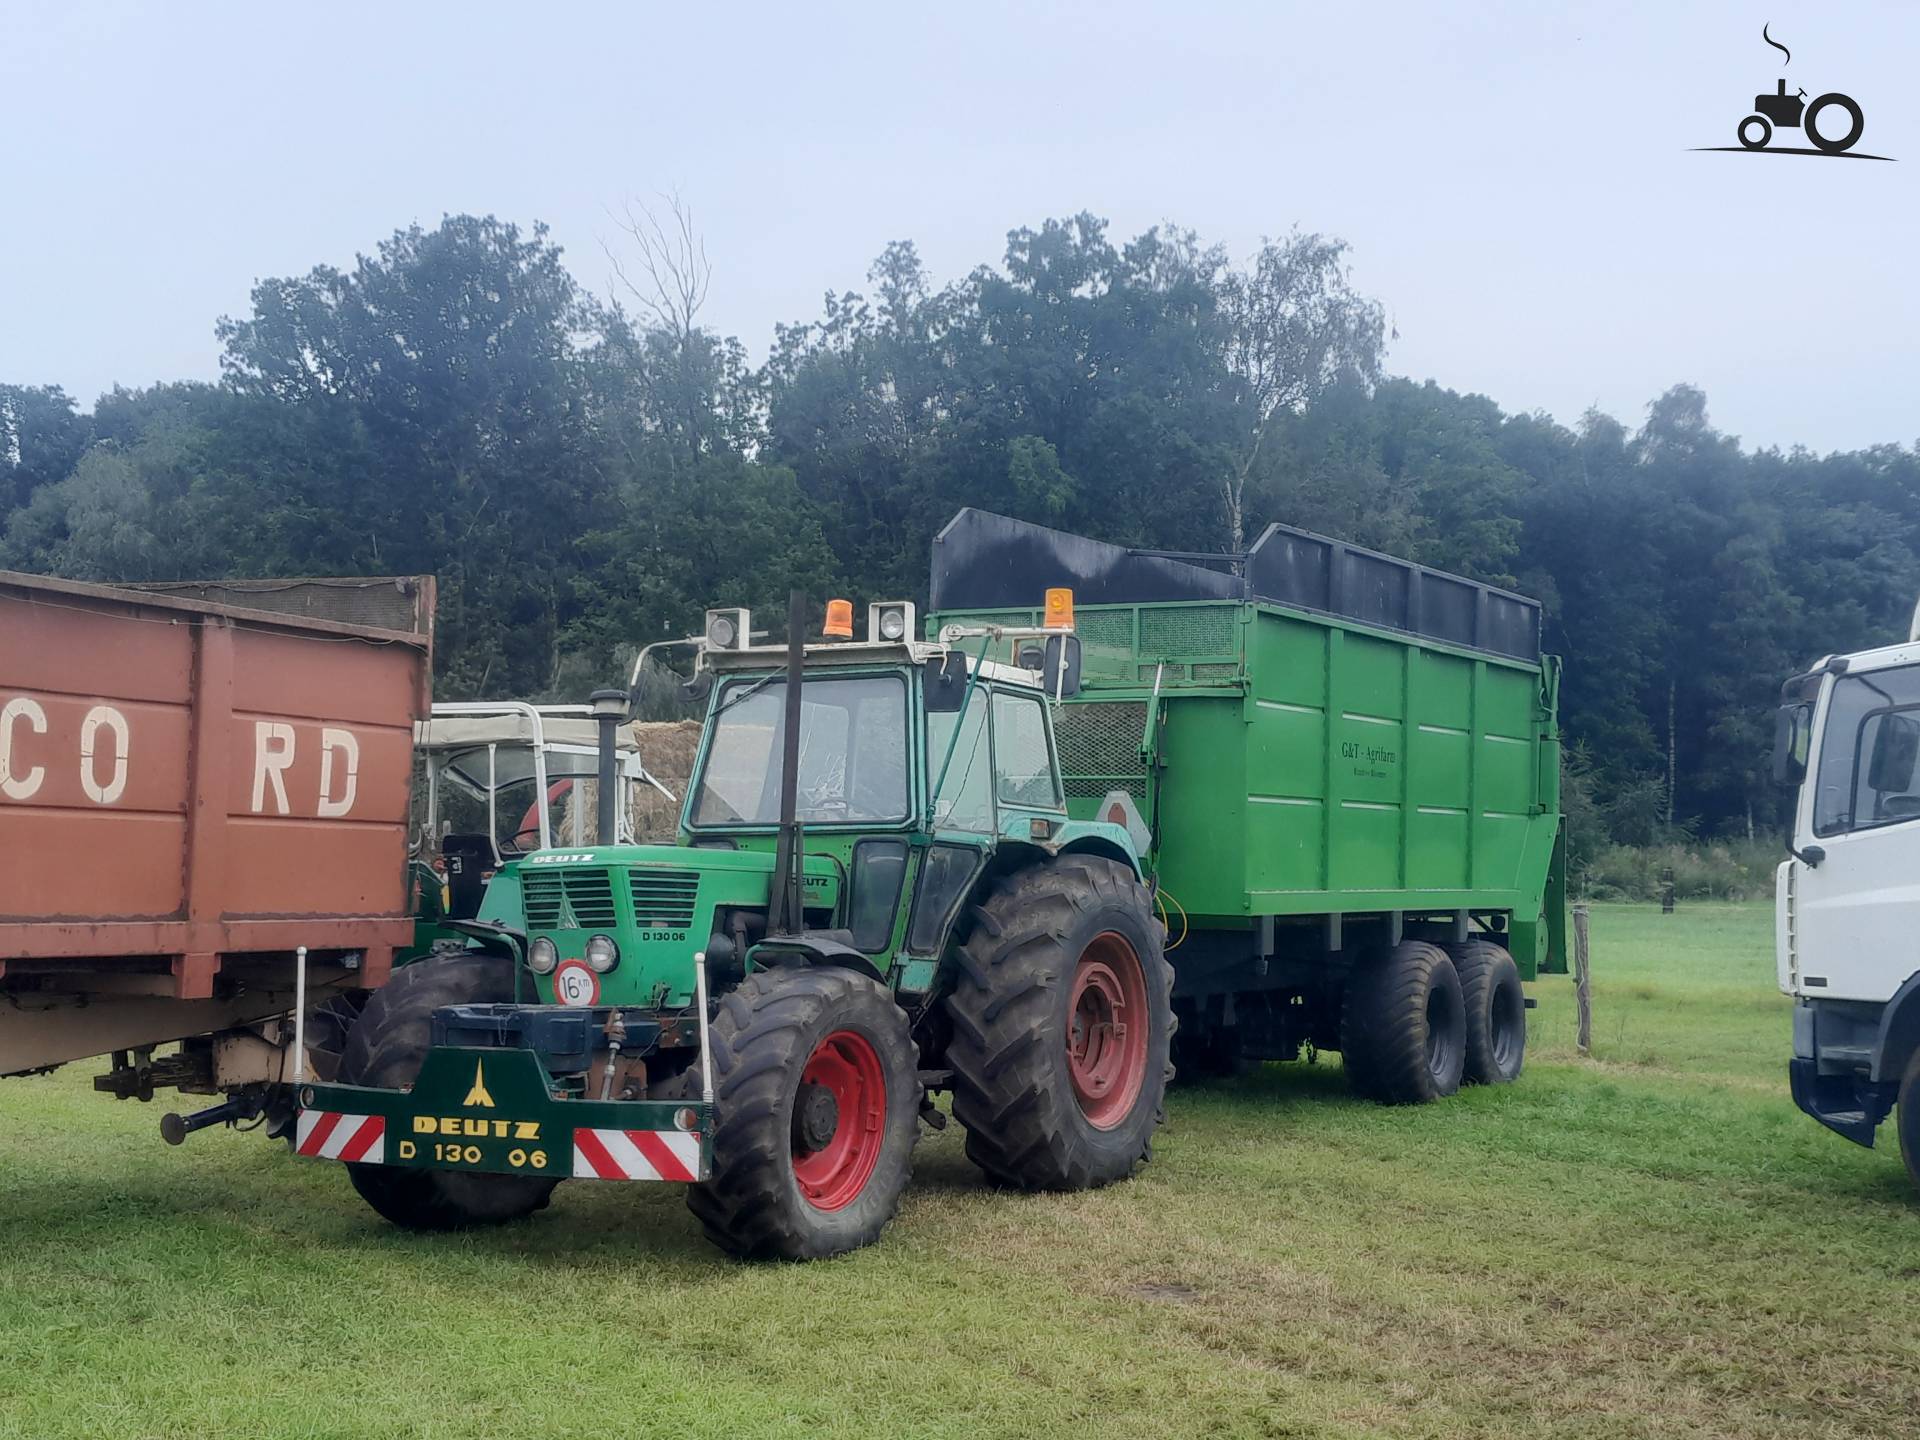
[1867, 711, 1920, 794]
[1772, 704, 1810, 786]
[1042, 634, 1082, 699]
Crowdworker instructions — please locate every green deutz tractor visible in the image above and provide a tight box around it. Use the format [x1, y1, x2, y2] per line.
[296, 591, 1173, 1259]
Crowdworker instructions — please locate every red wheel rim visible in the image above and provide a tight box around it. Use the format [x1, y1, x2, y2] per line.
[791, 1030, 887, 1212]
[1067, 932, 1150, 1129]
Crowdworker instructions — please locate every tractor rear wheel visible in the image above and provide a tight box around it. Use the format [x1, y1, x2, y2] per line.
[1448, 939, 1526, 1085]
[1340, 940, 1465, 1104]
[945, 854, 1173, 1190]
[336, 950, 559, 1229]
[688, 966, 920, 1260]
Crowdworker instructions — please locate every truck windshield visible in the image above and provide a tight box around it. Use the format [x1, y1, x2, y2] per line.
[692, 674, 909, 826]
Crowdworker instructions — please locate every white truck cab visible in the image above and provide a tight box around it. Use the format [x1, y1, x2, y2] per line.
[1775, 633, 1920, 1187]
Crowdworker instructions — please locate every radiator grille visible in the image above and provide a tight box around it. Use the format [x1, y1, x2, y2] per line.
[521, 868, 618, 930]
[629, 868, 701, 929]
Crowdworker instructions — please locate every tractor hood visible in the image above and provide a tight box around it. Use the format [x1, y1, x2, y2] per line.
[480, 845, 842, 1010]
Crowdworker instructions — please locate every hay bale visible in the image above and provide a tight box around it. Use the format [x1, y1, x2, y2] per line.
[627, 719, 704, 842]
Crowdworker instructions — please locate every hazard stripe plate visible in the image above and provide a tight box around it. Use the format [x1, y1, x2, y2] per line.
[295, 1110, 387, 1164]
[572, 1127, 700, 1182]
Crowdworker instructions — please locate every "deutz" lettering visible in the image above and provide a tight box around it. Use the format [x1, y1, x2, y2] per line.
[412, 1116, 542, 1140]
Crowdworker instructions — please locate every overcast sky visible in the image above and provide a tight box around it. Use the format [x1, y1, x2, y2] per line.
[2, 1, 1913, 454]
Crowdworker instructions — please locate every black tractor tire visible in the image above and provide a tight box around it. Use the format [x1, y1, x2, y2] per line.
[1897, 1050, 1920, 1198]
[1340, 940, 1466, 1104]
[688, 965, 920, 1260]
[1448, 939, 1526, 1085]
[945, 854, 1173, 1190]
[337, 950, 559, 1230]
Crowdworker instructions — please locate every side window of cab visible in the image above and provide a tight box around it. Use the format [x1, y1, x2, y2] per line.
[991, 690, 1061, 811]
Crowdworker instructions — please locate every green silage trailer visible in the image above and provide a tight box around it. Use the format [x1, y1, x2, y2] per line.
[930, 510, 1568, 1098]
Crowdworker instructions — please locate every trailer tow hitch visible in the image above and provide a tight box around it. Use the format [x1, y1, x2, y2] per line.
[159, 1093, 267, 1145]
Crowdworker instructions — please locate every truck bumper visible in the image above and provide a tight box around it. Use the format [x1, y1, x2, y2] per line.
[294, 1045, 711, 1183]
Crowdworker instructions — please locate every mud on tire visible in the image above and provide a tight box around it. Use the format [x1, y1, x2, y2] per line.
[1447, 939, 1526, 1085]
[337, 950, 559, 1229]
[688, 965, 920, 1261]
[945, 854, 1173, 1191]
[1340, 940, 1465, 1105]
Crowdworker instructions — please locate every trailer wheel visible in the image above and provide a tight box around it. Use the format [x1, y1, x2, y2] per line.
[687, 965, 920, 1260]
[945, 854, 1173, 1190]
[336, 950, 559, 1229]
[1897, 1052, 1920, 1196]
[1448, 940, 1526, 1085]
[1340, 941, 1465, 1104]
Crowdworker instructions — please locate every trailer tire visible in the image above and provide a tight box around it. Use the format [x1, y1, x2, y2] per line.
[688, 965, 920, 1260]
[1340, 940, 1466, 1104]
[1448, 940, 1526, 1085]
[337, 950, 559, 1230]
[946, 854, 1173, 1190]
[1897, 1051, 1920, 1197]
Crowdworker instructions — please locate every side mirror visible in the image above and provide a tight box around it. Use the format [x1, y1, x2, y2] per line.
[1772, 704, 1809, 786]
[1868, 712, 1920, 794]
[1042, 634, 1082, 699]
[924, 655, 970, 713]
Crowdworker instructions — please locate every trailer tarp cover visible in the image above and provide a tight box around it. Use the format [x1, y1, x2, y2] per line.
[930, 508, 1541, 663]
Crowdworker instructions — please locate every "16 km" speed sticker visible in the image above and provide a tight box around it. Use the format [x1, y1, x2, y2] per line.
[553, 960, 600, 1007]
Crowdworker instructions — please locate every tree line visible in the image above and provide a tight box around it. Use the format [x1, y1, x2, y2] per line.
[4, 209, 1915, 850]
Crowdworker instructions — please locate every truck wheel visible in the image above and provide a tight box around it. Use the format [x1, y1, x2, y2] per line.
[1340, 941, 1465, 1104]
[336, 951, 559, 1229]
[1448, 940, 1526, 1085]
[688, 966, 920, 1260]
[1898, 1052, 1920, 1196]
[945, 854, 1173, 1190]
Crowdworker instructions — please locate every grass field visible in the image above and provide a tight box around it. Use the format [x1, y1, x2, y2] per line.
[3, 903, 1917, 1439]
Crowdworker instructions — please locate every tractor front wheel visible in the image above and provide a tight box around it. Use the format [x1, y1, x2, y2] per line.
[337, 950, 560, 1229]
[688, 965, 920, 1260]
[945, 854, 1173, 1190]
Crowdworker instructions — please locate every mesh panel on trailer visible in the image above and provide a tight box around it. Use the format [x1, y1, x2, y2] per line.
[1139, 605, 1237, 658]
[1055, 700, 1149, 802]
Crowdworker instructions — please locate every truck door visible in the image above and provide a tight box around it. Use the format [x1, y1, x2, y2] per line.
[1792, 660, 1920, 1000]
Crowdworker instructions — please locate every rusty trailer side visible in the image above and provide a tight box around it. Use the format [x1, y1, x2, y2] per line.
[0, 570, 434, 1078]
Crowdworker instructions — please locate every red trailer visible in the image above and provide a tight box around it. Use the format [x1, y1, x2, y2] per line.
[0, 571, 433, 1116]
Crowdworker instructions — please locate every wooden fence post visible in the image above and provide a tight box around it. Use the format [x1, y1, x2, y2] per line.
[1572, 902, 1592, 1057]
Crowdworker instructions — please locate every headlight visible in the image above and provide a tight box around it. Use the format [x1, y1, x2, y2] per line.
[707, 613, 737, 649]
[584, 934, 620, 973]
[528, 936, 558, 974]
[878, 608, 907, 641]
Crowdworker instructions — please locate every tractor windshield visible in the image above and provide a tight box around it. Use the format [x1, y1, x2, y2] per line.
[692, 674, 909, 826]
